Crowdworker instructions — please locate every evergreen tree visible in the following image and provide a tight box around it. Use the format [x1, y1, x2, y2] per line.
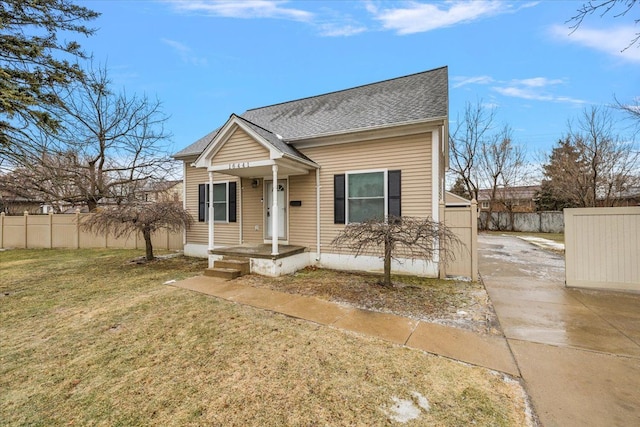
[0, 0, 98, 156]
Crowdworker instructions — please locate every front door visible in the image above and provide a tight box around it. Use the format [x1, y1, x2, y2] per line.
[265, 180, 287, 239]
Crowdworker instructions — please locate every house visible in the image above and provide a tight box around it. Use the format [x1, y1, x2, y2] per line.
[140, 180, 183, 203]
[477, 185, 540, 213]
[173, 66, 474, 278]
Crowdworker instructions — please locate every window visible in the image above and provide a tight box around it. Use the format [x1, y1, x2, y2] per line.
[481, 201, 489, 209]
[198, 181, 237, 223]
[334, 170, 401, 224]
[348, 171, 385, 223]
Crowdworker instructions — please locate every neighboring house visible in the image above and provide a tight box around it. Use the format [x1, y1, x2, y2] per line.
[173, 67, 465, 278]
[477, 185, 540, 213]
[140, 180, 183, 203]
[0, 189, 45, 215]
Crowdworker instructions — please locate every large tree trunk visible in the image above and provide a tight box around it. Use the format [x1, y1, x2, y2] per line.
[143, 229, 154, 261]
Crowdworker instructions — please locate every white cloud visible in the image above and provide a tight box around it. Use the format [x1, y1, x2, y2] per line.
[550, 24, 640, 64]
[452, 75, 494, 88]
[318, 23, 367, 37]
[493, 81, 586, 105]
[370, 1, 515, 35]
[167, 0, 313, 22]
[454, 73, 587, 104]
[161, 39, 208, 66]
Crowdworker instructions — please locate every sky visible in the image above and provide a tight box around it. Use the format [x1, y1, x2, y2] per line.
[78, 0, 639, 173]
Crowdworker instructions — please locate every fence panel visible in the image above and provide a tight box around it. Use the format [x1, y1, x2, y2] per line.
[479, 211, 564, 233]
[564, 207, 640, 292]
[441, 201, 478, 281]
[0, 212, 184, 252]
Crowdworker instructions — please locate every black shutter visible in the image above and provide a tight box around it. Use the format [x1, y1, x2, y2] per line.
[388, 170, 401, 218]
[198, 184, 206, 222]
[228, 181, 237, 223]
[334, 174, 345, 224]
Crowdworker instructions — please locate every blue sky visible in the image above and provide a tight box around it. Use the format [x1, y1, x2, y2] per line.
[79, 0, 639, 167]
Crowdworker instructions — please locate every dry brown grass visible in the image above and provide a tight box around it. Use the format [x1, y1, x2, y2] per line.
[237, 267, 501, 335]
[0, 249, 531, 426]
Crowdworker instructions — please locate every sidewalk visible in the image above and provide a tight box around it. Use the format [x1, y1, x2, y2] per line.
[169, 275, 520, 377]
[479, 234, 640, 427]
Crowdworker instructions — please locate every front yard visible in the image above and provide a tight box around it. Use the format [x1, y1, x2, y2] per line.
[1, 249, 530, 426]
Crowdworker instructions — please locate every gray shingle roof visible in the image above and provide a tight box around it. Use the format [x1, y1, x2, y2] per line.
[174, 66, 448, 158]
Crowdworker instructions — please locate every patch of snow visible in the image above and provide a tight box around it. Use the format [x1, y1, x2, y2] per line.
[163, 279, 177, 285]
[456, 310, 468, 316]
[518, 236, 565, 251]
[411, 391, 430, 412]
[383, 392, 430, 423]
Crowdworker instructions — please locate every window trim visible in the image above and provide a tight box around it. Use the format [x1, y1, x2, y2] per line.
[204, 181, 230, 223]
[345, 168, 388, 224]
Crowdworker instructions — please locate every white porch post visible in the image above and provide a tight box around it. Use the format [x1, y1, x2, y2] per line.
[271, 164, 279, 256]
[208, 171, 214, 251]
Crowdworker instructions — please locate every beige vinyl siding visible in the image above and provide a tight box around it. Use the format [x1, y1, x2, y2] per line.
[212, 127, 270, 167]
[241, 178, 264, 244]
[288, 173, 318, 248]
[184, 165, 240, 245]
[298, 131, 432, 252]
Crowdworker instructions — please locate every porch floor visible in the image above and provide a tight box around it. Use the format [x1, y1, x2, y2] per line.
[211, 244, 306, 260]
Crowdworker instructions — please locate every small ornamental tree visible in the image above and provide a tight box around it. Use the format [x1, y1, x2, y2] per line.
[331, 216, 463, 287]
[81, 201, 193, 261]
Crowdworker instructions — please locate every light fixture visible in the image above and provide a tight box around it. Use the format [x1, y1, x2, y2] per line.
[251, 179, 260, 188]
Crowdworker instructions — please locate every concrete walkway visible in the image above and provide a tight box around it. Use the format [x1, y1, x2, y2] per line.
[169, 275, 519, 376]
[479, 234, 640, 427]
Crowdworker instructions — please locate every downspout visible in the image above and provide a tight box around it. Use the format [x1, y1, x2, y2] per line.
[316, 168, 321, 262]
[182, 162, 188, 246]
[239, 179, 243, 244]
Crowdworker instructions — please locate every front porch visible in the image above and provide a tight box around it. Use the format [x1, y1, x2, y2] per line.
[211, 244, 306, 260]
[209, 244, 311, 277]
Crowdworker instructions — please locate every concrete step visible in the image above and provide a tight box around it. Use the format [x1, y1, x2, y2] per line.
[215, 259, 250, 275]
[204, 267, 241, 280]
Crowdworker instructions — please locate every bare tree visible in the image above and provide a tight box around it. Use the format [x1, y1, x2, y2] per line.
[449, 101, 497, 201]
[331, 216, 463, 287]
[479, 126, 527, 230]
[570, 106, 639, 206]
[542, 106, 639, 208]
[10, 63, 173, 211]
[568, 0, 639, 50]
[81, 201, 193, 261]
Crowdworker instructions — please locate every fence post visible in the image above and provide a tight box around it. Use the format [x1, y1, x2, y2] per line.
[471, 199, 478, 281]
[0, 212, 4, 249]
[23, 211, 28, 248]
[75, 209, 81, 249]
[48, 212, 54, 248]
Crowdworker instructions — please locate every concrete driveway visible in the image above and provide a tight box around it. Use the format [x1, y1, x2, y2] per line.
[479, 234, 640, 427]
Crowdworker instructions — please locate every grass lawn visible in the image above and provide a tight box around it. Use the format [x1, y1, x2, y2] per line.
[1, 249, 531, 426]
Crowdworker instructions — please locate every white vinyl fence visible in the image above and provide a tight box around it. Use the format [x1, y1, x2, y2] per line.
[564, 207, 640, 292]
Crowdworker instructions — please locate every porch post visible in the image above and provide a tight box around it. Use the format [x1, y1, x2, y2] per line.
[208, 171, 214, 251]
[271, 164, 279, 256]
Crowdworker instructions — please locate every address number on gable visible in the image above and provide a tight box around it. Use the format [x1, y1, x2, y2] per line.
[229, 162, 249, 169]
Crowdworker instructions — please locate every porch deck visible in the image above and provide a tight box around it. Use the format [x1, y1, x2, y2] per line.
[211, 244, 306, 260]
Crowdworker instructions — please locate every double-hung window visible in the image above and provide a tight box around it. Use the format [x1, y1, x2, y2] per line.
[198, 181, 237, 223]
[347, 170, 386, 223]
[334, 169, 401, 224]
